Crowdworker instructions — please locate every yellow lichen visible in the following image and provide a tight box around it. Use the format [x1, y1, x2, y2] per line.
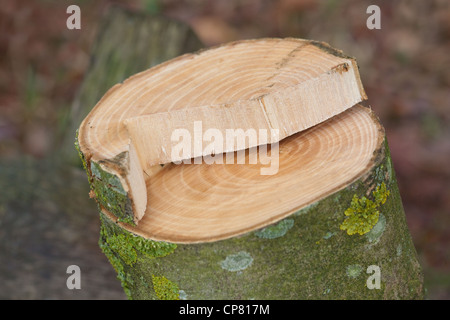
[340, 182, 390, 236]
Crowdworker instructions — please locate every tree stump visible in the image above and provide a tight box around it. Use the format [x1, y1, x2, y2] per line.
[76, 38, 424, 299]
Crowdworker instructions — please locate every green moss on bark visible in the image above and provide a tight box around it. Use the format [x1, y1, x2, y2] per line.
[75, 132, 135, 225]
[151, 275, 180, 300]
[90, 164, 134, 225]
[99, 213, 177, 299]
[74, 130, 89, 176]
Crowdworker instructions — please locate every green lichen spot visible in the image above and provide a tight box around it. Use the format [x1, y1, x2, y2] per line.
[152, 275, 180, 300]
[346, 264, 363, 278]
[179, 290, 188, 300]
[255, 219, 294, 239]
[323, 231, 335, 240]
[374, 164, 386, 183]
[221, 251, 253, 272]
[294, 202, 319, 216]
[366, 213, 386, 244]
[340, 182, 390, 236]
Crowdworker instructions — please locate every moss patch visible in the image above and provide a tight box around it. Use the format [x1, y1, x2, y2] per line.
[74, 129, 89, 176]
[91, 174, 134, 224]
[99, 214, 177, 299]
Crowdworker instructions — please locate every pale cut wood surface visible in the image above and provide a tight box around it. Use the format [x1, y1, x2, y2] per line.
[78, 38, 366, 172]
[78, 38, 367, 223]
[102, 105, 384, 243]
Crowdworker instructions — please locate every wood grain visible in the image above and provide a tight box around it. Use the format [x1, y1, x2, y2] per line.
[78, 38, 366, 169]
[77, 38, 368, 224]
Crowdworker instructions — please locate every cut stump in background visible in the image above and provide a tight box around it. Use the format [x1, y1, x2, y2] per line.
[76, 29, 424, 299]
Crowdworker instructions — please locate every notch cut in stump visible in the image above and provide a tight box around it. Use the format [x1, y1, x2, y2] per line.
[76, 38, 424, 299]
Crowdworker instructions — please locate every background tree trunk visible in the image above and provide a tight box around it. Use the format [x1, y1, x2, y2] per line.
[61, 6, 203, 165]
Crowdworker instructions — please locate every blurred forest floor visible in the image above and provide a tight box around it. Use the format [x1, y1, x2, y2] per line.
[1, 0, 449, 299]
